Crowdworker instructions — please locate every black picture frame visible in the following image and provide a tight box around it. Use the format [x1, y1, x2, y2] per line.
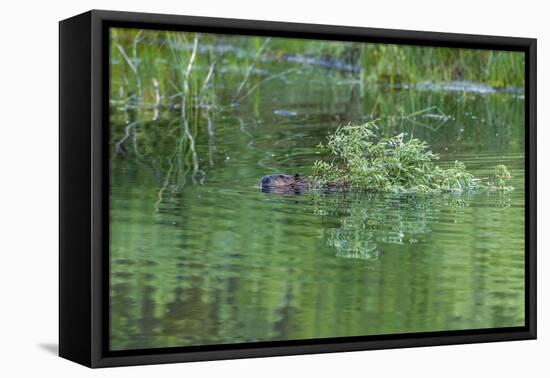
[59, 9, 537, 368]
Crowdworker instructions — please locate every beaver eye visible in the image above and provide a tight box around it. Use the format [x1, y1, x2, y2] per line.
[278, 175, 284, 178]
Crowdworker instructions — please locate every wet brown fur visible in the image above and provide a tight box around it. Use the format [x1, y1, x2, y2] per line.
[259, 174, 312, 194]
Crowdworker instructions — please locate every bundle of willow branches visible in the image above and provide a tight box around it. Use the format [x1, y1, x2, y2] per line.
[312, 122, 512, 193]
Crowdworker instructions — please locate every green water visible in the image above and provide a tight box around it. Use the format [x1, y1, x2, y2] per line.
[109, 43, 525, 351]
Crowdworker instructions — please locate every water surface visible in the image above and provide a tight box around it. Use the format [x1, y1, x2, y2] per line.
[109, 57, 525, 351]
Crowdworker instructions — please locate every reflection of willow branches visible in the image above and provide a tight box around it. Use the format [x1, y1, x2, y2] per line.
[311, 191, 501, 260]
[199, 53, 218, 167]
[386, 105, 449, 132]
[115, 31, 222, 213]
[154, 130, 189, 213]
[154, 157, 174, 213]
[115, 121, 140, 156]
[232, 37, 271, 103]
[181, 34, 199, 119]
[152, 78, 161, 121]
[238, 118, 254, 147]
[316, 193, 435, 259]
[179, 34, 204, 185]
[153, 34, 207, 211]
[204, 110, 216, 167]
[480, 190, 513, 208]
[198, 60, 217, 107]
[181, 118, 204, 184]
[233, 67, 308, 104]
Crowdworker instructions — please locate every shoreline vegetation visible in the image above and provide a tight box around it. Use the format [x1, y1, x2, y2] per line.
[311, 122, 512, 193]
[110, 29, 525, 111]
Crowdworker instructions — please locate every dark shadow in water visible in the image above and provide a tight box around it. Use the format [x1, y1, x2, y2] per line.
[260, 186, 309, 195]
[38, 343, 58, 355]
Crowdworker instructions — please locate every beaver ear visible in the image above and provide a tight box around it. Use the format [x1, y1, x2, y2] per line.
[294, 173, 300, 178]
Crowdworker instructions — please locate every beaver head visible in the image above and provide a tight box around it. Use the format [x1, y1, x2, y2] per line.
[260, 174, 296, 187]
[259, 174, 310, 194]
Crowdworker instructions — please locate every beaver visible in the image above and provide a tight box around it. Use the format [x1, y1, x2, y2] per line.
[259, 174, 312, 194]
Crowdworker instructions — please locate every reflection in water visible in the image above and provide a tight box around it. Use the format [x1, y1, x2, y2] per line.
[109, 34, 525, 351]
[110, 155, 524, 350]
[317, 192, 443, 260]
[314, 191, 514, 260]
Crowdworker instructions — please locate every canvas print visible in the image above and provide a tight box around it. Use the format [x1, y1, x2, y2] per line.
[108, 27, 525, 351]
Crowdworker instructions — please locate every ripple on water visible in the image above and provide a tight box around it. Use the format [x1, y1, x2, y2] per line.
[110, 148, 526, 349]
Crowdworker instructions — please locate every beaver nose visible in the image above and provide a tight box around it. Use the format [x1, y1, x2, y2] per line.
[260, 176, 271, 186]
